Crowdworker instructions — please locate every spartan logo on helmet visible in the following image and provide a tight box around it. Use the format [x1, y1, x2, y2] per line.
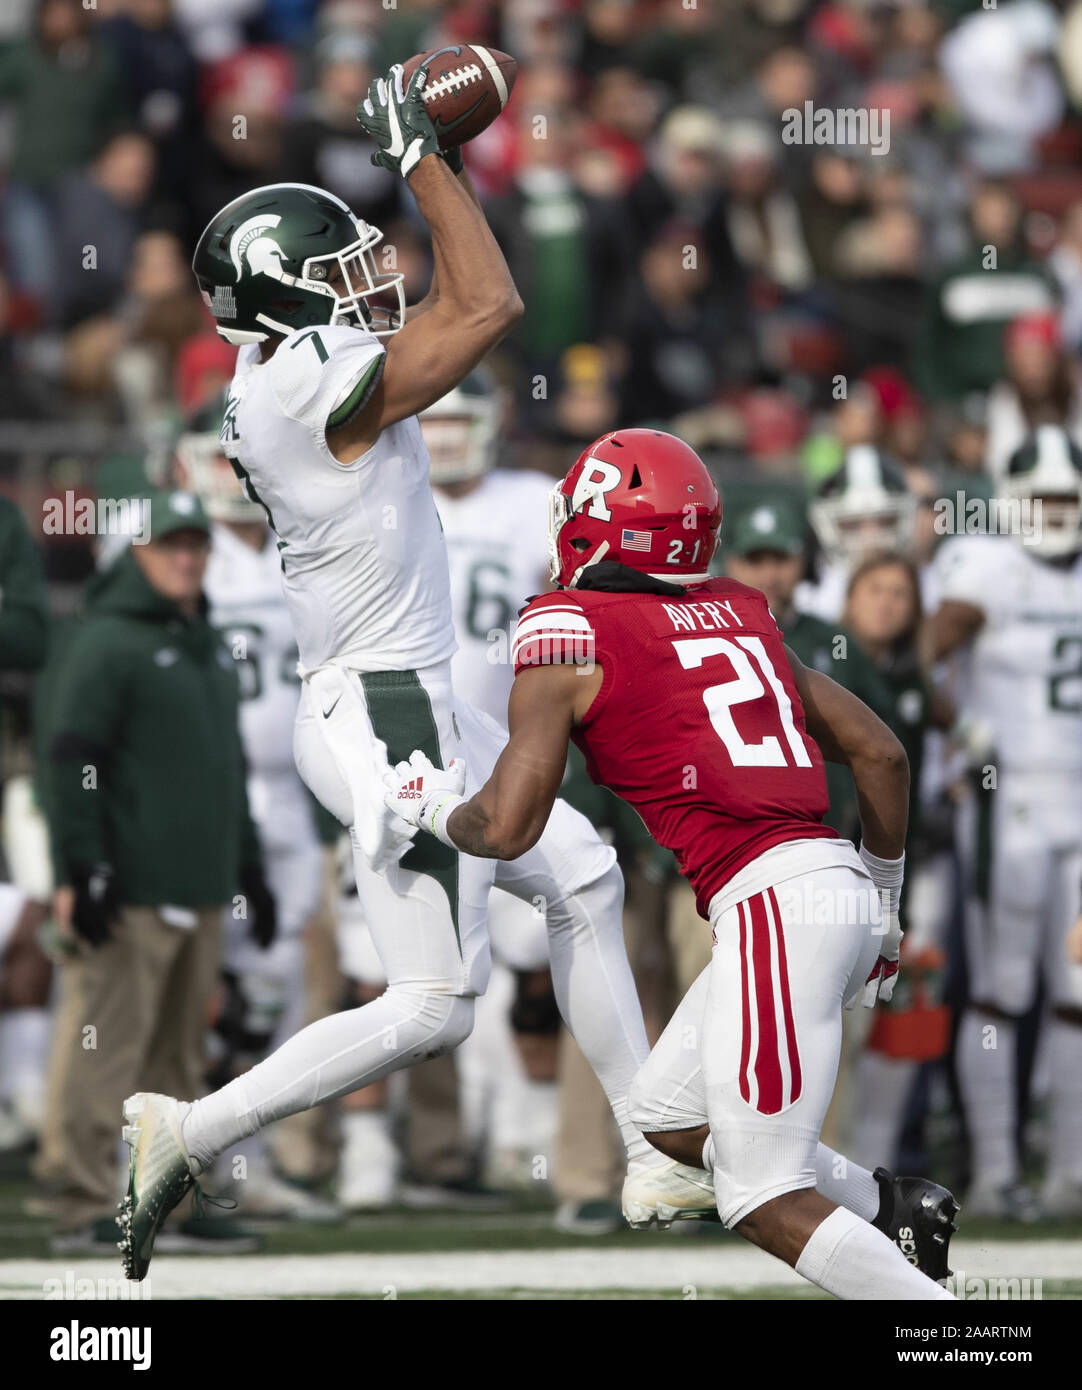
[229, 213, 284, 281]
[193, 184, 406, 346]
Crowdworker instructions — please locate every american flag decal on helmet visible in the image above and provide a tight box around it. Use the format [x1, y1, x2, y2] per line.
[621, 528, 652, 553]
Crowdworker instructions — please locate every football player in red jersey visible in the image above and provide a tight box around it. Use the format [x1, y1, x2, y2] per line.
[386, 429, 958, 1300]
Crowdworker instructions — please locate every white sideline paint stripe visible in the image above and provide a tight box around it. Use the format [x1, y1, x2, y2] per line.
[472, 46, 508, 108]
[0, 1239, 1077, 1299]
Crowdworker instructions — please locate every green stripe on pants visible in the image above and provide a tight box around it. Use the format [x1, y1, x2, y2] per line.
[360, 670, 460, 948]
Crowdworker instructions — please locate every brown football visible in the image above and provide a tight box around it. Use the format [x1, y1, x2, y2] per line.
[401, 45, 517, 151]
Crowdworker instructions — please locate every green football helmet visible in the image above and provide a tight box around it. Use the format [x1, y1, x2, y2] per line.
[809, 445, 916, 566]
[1005, 425, 1082, 558]
[192, 182, 405, 346]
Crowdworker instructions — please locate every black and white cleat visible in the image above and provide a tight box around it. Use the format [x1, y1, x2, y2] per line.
[872, 1166, 960, 1282]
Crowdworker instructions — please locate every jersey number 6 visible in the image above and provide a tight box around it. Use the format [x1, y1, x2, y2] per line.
[672, 635, 812, 769]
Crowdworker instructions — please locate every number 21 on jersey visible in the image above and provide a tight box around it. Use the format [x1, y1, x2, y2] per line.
[673, 635, 812, 769]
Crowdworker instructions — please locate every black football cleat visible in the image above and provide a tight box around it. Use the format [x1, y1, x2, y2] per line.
[872, 1166, 960, 1282]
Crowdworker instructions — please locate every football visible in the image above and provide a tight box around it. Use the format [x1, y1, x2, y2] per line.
[401, 45, 518, 151]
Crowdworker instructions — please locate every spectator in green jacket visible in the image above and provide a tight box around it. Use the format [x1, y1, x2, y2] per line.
[915, 180, 1059, 402]
[36, 489, 274, 1251]
[723, 498, 899, 843]
[841, 550, 953, 849]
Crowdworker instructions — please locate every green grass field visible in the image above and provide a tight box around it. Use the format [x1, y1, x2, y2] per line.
[3, 1151, 1080, 1300]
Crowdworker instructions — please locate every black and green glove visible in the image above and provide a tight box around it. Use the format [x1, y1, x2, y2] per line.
[356, 63, 440, 179]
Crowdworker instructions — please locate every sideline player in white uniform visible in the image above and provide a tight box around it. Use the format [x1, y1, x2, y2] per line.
[118, 62, 679, 1280]
[174, 401, 334, 1220]
[932, 426, 1082, 1218]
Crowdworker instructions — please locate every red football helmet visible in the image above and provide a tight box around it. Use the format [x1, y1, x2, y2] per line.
[548, 429, 722, 587]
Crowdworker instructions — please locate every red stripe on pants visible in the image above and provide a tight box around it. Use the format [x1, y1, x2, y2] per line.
[738, 900, 752, 1104]
[749, 891, 783, 1114]
[767, 885, 802, 1106]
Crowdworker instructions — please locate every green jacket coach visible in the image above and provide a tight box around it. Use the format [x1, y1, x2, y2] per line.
[38, 489, 275, 1245]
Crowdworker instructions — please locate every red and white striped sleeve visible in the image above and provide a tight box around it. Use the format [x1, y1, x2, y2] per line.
[512, 593, 596, 674]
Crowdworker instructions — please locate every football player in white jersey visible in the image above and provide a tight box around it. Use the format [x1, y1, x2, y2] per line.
[174, 399, 335, 1221]
[118, 63, 683, 1280]
[932, 426, 1082, 1218]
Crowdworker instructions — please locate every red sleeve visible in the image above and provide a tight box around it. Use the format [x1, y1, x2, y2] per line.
[512, 592, 597, 674]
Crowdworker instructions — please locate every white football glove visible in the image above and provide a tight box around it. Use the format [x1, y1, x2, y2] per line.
[847, 845, 905, 1009]
[382, 749, 466, 847]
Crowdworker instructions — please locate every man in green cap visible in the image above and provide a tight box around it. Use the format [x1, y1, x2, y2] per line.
[37, 489, 274, 1253]
[724, 500, 898, 843]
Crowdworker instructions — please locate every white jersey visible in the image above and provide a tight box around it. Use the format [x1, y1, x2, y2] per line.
[434, 469, 554, 725]
[935, 533, 1082, 772]
[204, 522, 302, 778]
[224, 324, 456, 673]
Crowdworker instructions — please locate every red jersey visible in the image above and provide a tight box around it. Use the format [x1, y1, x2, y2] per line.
[512, 578, 838, 918]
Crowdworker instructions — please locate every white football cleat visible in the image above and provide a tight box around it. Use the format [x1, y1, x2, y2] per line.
[117, 1092, 201, 1281]
[621, 1159, 718, 1229]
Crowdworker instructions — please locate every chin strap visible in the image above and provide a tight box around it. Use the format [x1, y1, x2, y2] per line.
[572, 561, 690, 596]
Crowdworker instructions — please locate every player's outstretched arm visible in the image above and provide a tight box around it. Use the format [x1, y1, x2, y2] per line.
[448, 665, 586, 859]
[341, 64, 522, 460]
[385, 664, 598, 860]
[785, 645, 909, 859]
[404, 164, 484, 323]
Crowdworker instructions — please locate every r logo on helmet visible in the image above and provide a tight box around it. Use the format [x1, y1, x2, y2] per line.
[571, 459, 622, 521]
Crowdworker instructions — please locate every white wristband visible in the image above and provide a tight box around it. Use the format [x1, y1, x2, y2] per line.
[420, 791, 465, 848]
[858, 844, 905, 888]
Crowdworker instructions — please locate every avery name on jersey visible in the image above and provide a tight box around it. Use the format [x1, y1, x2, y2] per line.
[661, 599, 744, 633]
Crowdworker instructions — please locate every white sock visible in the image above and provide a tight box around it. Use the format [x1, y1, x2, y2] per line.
[341, 1107, 392, 1151]
[853, 1051, 917, 1171]
[182, 988, 471, 1171]
[702, 1135, 880, 1221]
[957, 1008, 1017, 1186]
[795, 1206, 954, 1300]
[1047, 1017, 1082, 1181]
[544, 870, 663, 1169]
[814, 1144, 881, 1221]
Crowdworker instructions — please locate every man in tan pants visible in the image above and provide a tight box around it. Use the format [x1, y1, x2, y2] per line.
[40, 906, 222, 1238]
[35, 491, 273, 1252]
